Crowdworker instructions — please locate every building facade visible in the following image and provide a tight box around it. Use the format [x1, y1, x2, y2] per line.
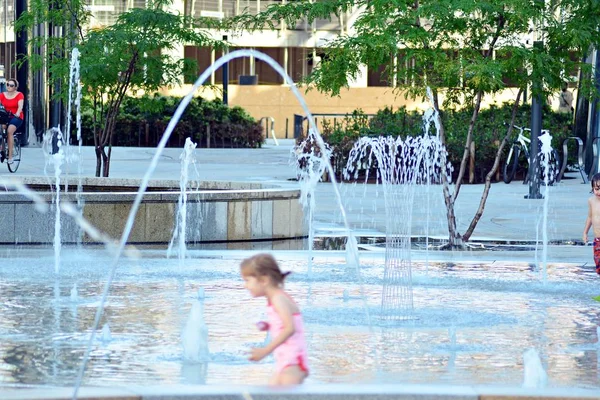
[2, 0, 396, 139]
[1, 0, 597, 141]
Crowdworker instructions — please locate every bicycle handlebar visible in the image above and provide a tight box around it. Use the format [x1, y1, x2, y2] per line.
[0, 106, 13, 116]
[505, 123, 549, 134]
[514, 126, 550, 134]
[502, 122, 529, 132]
[0, 108, 16, 124]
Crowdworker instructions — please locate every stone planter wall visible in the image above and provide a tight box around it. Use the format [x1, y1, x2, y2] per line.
[0, 180, 306, 244]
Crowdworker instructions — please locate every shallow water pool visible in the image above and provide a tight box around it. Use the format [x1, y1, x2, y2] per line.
[1, 248, 599, 389]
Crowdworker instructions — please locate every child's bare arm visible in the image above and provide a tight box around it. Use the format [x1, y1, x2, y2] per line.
[584, 198, 593, 242]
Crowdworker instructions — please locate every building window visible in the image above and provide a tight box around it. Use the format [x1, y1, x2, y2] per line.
[254, 47, 284, 84]
[185, 46, 309, 85]
[87, 0, 147, 27]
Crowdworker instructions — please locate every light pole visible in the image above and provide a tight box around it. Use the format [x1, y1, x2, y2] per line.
[525, 42, 544, 199]
[222, 35, 229, 105]
[591, 48, 600, 160]
[0, 64, 5, 92]
[15, 0, 29, 145]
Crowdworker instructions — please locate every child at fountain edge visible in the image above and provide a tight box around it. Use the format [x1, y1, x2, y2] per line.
[240, 253, 309, 385]
[582, 173, 600, 281]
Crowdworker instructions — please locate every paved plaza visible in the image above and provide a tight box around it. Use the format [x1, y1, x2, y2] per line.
[3, 138, 594, 266]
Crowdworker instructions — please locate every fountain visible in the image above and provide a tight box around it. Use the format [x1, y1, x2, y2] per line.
[42, 127, 67, 273]
[167, 137, 198, 263]
[342, 104, 449, 320]
[70, 283, 78, 301]
[181, 298, 209, 362]
[100, 323, 112, 343]
[538, 131, 554, 283]
[523, 348, 548, 388]
[1, 50, 600, 400]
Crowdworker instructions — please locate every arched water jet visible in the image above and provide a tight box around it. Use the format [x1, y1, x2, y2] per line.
[71, 49, 366, 400]
[0, 177, 139, 260]
[60, 202, 141, 260]
[0, 177, 49, 213]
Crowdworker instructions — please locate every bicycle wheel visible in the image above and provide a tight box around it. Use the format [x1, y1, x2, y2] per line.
[503, 145, 520, 183]
[8, 136, 21, 173]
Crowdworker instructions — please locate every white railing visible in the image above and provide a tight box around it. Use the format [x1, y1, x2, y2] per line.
[259, 116, 278, 145]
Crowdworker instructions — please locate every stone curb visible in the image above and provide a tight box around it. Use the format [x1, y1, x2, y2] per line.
[3, 384, 600, 400]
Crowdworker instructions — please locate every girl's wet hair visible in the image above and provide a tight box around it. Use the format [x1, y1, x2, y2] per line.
[240, 253, 291, 285]
[591, 173, 600, 192]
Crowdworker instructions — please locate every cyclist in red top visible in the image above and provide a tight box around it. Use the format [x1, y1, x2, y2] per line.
[0, 78, 25, 164]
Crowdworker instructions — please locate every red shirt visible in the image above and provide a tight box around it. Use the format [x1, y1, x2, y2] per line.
[0, 92, 24, 119]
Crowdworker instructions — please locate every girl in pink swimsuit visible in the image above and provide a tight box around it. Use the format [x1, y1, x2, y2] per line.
[240, 253, 309, 385]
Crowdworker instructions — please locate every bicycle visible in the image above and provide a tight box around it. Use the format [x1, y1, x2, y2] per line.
[502, 124, 560, 185]
[0, 105, 22, 173]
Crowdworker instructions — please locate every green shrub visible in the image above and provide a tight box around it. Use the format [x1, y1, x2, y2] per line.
[298, 102, 573, 183]
[74, 95, 264, 148]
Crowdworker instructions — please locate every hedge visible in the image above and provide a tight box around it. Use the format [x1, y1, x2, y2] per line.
[302, 102, 573, 184]
[74, 95, 264, 149]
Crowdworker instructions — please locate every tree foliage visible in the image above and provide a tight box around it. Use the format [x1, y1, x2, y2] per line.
[229, 0, 600, 102]
[228, 0, 600, 246]
[16, 0, 222, 176]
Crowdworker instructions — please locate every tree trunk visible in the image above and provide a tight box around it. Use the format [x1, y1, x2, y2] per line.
[95, 57, 135, 178]
[432, 92, 462, 248]
[440, 12, 505, 247]
[99, 104, 121, 178]
[462, 88, 523, 242]
[101, 147, 109, 177]
[441, 172, 463, 248]
[93, 95, 102, 177]
[469, 141, 475, 183]
[453, 91, 483, 200]
[95, 145, 102, 177]
[206, 124, 211, 148]
[103, 145, 112, 177]
[494, 139, 500, 181]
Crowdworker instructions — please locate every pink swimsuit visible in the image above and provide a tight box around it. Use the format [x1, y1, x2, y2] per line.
[267, 295, 309, 375]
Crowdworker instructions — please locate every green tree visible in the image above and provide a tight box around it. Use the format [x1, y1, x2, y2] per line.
[17, 0, 221, 176]
[229, 0, 600, 247]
